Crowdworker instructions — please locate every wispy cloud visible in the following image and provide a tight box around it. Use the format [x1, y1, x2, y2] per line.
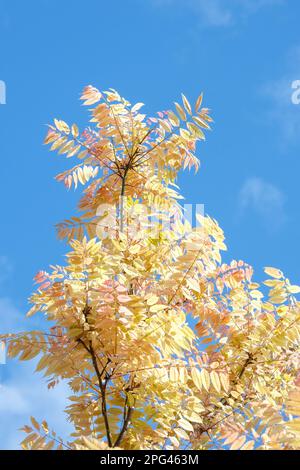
[0, 361, 71, 449]
[150, 0, 284, 27]
[238, 177, 286, 229]
[0, 297, 30, 333]
[0, 299, 72, 449]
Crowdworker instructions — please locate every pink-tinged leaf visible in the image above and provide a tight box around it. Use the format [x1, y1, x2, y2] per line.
[117, 295, 131, 303]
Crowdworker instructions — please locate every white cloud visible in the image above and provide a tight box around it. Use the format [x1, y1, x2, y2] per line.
[0, 299, 72, 449]
[0, 297, 32, 333]
[238, 177, 286, 229]
[150, 0, 284, 27]
[0, 297, 40, 364]
[0, 383, 28, 413]
[0, 361, 72, 449]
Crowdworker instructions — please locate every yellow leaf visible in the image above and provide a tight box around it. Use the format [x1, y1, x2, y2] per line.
[288, 285, 300, 294]
[168, 111, 180, 127]
[200, 369, 210, 392]
[146, 295, 159, 306]
[169, 366, 178, 382]
[149, 304, 168, 313]
[264, 267, 283, 279]
[174, 102, 186, 121]
[55, 119, 70, 134]
[230, 435, 246, 450]
[191, 367, 202, 390]
[174, 427, 189, 440]
[219, 372, 230, 393]
[71, 124, 79, 138]
[188, 278, 201, 293]
[178, 366, 187, 384]
[50, 136, 67, 151]
[195, 93, 203, 112]
[181, 93, 192, 115]
[210, 370, 221, 393]
[30, 416, 40, 431]
[132, 102, 144, 113]
[178, 418, 194, 432]
[186, 411, 203, 423]
[224, 432, 239, 446]
[193, 115, 210, 130]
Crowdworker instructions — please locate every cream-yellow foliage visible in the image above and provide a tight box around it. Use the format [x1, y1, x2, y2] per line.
[2, 86, 300, 450]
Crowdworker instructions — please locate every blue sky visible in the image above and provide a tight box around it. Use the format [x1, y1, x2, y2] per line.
[0, 0, 300, 449]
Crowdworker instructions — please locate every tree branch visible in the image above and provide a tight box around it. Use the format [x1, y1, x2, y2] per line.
[114, 399, 133, 448]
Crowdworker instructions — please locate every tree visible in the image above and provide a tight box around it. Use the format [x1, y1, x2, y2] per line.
[2, 85, 300, 450]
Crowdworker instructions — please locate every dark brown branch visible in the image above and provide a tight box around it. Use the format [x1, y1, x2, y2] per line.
[89, 346, 112, 447]
[77, 335, 112, 448]
[114, 401, 133, 448]
[237, 353, 255, 380]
